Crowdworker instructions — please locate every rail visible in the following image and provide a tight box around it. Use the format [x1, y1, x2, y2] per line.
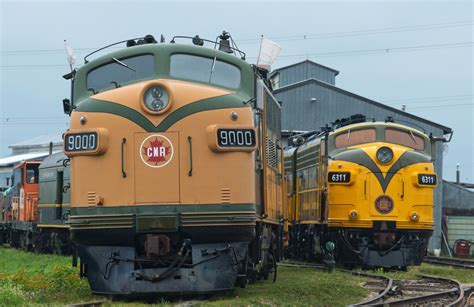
[344, 270, 393, 306]
[383, 274, 464, 307]
[350, 272, 466, 306]
[423, 256, 474, 269]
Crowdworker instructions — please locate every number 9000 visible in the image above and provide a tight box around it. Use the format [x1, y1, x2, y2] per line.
[65, 133, 97, 152]
[217, 129, 255, 147]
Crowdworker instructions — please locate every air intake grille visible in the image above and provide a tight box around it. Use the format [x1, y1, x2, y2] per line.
[266, 137, 278, 168]
[87, 191, 96, 206]
[221, 188, 231, 204]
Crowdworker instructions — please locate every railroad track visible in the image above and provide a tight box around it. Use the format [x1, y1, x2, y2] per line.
[67, 300, 105, 307]
[344, 270, 393, 306]
[423, 256, 474, 269]
[278, 262, 327, 270]
[270, 262, 472, 305]
[279, 263, 394, 305]
[352, 273, 469, 306]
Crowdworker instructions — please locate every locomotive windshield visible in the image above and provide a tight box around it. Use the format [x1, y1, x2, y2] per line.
[86, 54, 155, 93]
[170, 54, 241, 88]
[385, 128, 425, 150]
[335, 128, 376, 148]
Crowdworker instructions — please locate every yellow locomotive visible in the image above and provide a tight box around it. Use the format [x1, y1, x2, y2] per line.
[62, 33, 284, 295]
[285, 116, 437, 268]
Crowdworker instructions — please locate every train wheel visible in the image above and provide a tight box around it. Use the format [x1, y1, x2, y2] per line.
[245, 256, 258, 284]
[32, 231, 44, 253]
[20, 232, 27, 250]
[237, 254, 249, 288]
[50, 232, 61, 255]
[256, 226, 277, 281]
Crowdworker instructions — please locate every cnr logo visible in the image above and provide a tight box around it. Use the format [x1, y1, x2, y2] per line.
[139, 134, 174, 168]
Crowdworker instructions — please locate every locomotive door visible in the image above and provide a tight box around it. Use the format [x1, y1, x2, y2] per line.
[258, 79, 284, 222]
[134, 132, 180, 204]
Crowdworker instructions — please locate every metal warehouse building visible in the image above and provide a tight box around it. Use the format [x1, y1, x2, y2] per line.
[270, 60, 453, 252]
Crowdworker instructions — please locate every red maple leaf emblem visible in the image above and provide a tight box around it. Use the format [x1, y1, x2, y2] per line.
[142, 137, 171, 165]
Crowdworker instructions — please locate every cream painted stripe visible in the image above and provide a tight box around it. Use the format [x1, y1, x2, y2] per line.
[37, 204, 59, 208]
[38, 203, 71, 208]
[37, 224, 70, 228]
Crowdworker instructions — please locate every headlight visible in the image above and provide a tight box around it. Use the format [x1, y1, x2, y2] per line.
[349, 210, 359, 219]
[410, 211, 419, 221]
[376, 146, 393, 164]
[143, 86, 169, 113]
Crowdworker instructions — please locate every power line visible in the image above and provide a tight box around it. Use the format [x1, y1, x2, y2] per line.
[0, 64, 69, 68]
[1, 99, 471, 125]
[1, 20, 472, 55]
[384, 94, 472, 102]
[0, 116, 65, 120]
[409, 105, 473, 112]
[239, 20, 474, 43]
[0, 122, 68, 126]
[384, 95, 473, 106]
[1, 104, 471, 125]
[248, 41, 473, 60]
[409, 103, 473, 110]
[1, 41, 472, 70]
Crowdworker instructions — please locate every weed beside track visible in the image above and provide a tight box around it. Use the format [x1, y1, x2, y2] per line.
[2, 245, 474, 306]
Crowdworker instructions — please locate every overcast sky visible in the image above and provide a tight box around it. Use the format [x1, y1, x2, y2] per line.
[0, 0, 472, 181]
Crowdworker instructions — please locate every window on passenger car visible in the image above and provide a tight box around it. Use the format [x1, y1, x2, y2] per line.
[335, 128, 376, 148]
[170, 54, 241, 88]
[385, 128, 425, 150]
[86, 54, 155, 93]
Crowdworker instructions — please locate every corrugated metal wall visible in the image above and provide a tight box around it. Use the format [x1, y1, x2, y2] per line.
[446, 216, 474, 256]
[274, 80, 447, 251]
[443, 180, 474, 210]
[277, 62, 337, 87]
[277, 82, 445, 137]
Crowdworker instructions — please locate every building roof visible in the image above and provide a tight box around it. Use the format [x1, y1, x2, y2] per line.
[0, 151, 61, 167]
[9, 134, 63, 148]
[271, 59, 340, 76]
[273, 78, 452, 134]
[444, 180, 474, 191]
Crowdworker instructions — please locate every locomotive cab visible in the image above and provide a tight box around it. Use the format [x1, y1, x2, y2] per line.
[11, 161, 40, 222]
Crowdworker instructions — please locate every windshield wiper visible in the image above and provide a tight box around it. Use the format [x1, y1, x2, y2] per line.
[208, 56, 216, 83]
[87, 87, 97, 94]
[110, 81, 121, 88]
[112, 57, 136, 73]
[409, 130, 417, 144]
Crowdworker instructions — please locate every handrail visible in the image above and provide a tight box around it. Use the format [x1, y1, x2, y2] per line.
[121, 138, 127, 178]
[187, 136, 193, 177]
